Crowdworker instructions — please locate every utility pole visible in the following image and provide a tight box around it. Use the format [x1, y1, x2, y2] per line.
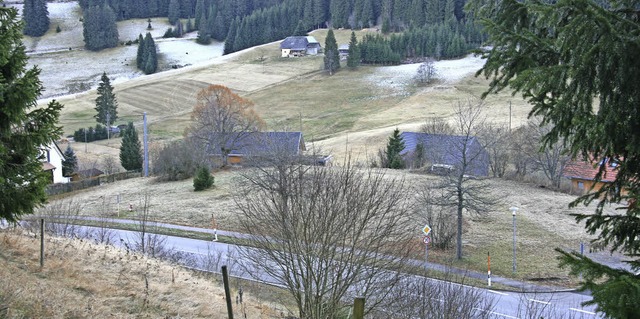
[509, 206, 518, 274]
[509, 101, 512, 131]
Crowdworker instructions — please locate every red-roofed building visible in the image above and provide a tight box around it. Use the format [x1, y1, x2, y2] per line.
[563, 158, 621, 195]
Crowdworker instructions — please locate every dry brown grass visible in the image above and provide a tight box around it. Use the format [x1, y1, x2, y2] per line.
[0, 229, 289, 318]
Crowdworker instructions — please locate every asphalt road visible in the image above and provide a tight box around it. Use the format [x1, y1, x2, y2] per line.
[12, 218, 601, 318]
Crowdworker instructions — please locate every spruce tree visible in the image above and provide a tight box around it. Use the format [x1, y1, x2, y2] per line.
[193, 166, 214, 191]
[94, 72, 118, 126]
[323, 28, 340, 75]
[196, 16, 211, 44]
[136, 34, 145, 69]
[1, 6, 63, 222]
[385, 128, 405, 169]
[223, 18, 238, 54]
[62, 145, 78, 177]
[474, 0, 640, 316]
[168, 0, 180, 25]
[82, 4, 119, 51]
[346, 31, 361, 69]
[119, 122, 143, 171]
[22, 0, 49, 37]
[142, 33, 157, 74]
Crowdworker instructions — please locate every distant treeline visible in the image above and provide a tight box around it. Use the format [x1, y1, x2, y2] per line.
[27, 0, 484, 61]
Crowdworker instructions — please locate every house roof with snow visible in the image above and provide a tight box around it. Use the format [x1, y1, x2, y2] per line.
[400, 132, 490, 177]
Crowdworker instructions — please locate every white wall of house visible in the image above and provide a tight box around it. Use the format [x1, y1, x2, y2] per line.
[43, 142, 70, 184]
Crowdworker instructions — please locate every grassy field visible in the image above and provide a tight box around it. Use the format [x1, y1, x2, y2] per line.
[47, 166, 614, 286]
[26, 19, 611, 288]
[0, 229, 290, 318]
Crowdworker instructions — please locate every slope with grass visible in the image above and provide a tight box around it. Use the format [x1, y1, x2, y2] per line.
[21, 5, 608, 288]
[0, 229, 288, 318]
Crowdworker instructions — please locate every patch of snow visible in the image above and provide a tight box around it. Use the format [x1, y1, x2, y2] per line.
[367, 54, 486, 91]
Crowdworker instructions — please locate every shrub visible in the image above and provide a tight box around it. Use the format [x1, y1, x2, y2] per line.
[152, 139, 210, 181]
[163, 28, 174, 38]
[193, 166, 214, 191]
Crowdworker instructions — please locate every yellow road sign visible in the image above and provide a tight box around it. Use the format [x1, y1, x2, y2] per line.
[422, 224, 432, 236]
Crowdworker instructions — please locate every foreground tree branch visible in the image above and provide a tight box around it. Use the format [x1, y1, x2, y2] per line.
[236, 160, 415, 319]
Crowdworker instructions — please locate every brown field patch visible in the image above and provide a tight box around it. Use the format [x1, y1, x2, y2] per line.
[0, 229, 289, 318]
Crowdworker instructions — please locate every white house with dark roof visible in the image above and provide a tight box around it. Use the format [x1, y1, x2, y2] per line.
[280, 36, 321, 57]
[41, 142, 70, 184]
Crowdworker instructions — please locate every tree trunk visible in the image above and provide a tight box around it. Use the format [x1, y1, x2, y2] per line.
[456, 183, 464, 260]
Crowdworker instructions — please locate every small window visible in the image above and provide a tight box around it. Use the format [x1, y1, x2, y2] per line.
[577, 182, 584, 189]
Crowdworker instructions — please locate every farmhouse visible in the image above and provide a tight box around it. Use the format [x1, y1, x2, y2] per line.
[338, 44, 349, 59]
[41, 142, 70, 184]
[563, 158, 622, 195]
[399, 132, 490, 177]
[280, 36, 321, 57]
[207, 131, 306, 165]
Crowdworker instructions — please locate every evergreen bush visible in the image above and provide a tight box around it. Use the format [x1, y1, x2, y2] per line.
[193, 166, 214, 191]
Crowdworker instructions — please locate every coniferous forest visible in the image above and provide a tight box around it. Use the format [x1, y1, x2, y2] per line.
[36, 0, 484, 62]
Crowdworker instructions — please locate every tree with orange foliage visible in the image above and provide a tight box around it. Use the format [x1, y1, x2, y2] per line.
[186, 85, 265, 166]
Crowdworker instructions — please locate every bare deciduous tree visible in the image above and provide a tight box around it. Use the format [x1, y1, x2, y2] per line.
[415, 186, 457, 249]
[415, 59, 438, 85]
[420, 117, 455, 136]
[478, 123, 510, 178]
[381, 272, 496, 319]
[151, 139, 210, 181]
[186, 85, 265, 166]
[425, 101, 497, 260]
[131, 194, 170, 258]
[100, 155, 120, 175]
[509, 118, 571, 187]
[236, 161, 415, 319]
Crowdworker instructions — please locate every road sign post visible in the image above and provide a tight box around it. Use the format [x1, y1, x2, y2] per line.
[423, 235, 431, 266]
[421, 224, 432, 268]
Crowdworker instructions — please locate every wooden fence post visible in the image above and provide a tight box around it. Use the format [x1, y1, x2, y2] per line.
[222, 265, 234, 319]
[353, 297, 365, 319]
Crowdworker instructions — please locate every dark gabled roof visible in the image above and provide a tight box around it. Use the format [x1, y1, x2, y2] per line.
[207, 132, 305, 157]
[563, 157, 619, 182]
[280, 36, 310, 50]
[400, 132, 490, 176]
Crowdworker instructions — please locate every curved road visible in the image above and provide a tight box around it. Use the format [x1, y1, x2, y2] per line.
[14, 218, 601, 318]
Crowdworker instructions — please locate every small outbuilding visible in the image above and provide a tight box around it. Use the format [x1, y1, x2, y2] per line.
[280, 36, 321, 57]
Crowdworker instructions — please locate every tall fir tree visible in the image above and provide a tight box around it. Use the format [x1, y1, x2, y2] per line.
[474, 0, 640, 316]
[329, 0, 348, 28]
[119, 122, 143, 171]
[62, 145, 78, 177]
[22, 0, 49, 37]
[82, 4, 119, 51]
[1, 6, 63, 222]
[143, 33, 158, 74]
[323, 28, 340, 75]
[196, 15, 211, 44]
[385, 128, 405, 169]
[168, 0, 180, 24]
[94, 72, 118, 126]
[223, 18, 238, 54]
[346, 31, 361, 69]
[136, 33, 145, 69]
